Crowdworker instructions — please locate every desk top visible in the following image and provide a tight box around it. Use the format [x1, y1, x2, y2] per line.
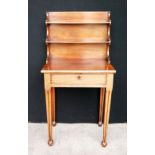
[41, 58, 116, 73]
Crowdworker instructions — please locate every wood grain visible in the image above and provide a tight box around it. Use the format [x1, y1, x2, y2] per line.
[98, 88, 105, 126]
[46, 24, 109, 43]
[51, 74, 106, 86]
[44, 74, 53, 146]
[102, 74, 114, 147]
[41, 58, 116, 73]
[46, 11, 110, 24]
[42, 11, 116, 147]
[48, 44, 108, 59]
[51, 87, 56, 126]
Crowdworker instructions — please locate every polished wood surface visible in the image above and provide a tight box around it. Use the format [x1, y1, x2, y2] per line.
[102, 74, 114, 147]
[48, 44, 108, 59]
[51, 87, 56, 126]
[46, 11, 111, 24]
[46, 24, 109, 43]
[44, 74, 53, 146]
[41, 58, 115, 73]
[50, 73, 106, 87]
[99, 88, 105, 126]
[41, 11, 116, 147]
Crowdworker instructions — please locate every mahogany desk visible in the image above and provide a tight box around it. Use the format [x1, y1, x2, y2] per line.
[41, 11, 116, 147]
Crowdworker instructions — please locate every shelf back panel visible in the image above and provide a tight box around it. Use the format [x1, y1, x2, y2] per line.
[48, 44, 108, 59]
[47, 24, 109, 43]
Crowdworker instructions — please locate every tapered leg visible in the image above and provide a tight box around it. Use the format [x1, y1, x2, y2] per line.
[51, 87, 56, 126]
[45, 89, 53, 146]
[101, 89, 112, 147]
[98, 88, 105, 126]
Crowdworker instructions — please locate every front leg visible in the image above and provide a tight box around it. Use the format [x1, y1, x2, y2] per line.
[101, 89, 112, 147]
[51, 87, 56, 126]
[44, 74, 53, 146]
[101, 74, 114, 147]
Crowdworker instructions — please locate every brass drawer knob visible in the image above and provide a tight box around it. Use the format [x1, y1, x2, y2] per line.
[77, 75, 81, 79]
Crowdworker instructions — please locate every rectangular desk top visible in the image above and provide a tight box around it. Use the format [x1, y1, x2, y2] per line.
[41, 58, 116, 74]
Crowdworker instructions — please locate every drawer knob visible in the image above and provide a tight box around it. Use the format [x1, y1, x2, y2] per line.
[77, 75, 81, 79]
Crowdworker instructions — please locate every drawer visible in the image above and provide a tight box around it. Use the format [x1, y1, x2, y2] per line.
[50, 74, 106, 87]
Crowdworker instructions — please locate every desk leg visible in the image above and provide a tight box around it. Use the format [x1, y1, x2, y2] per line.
[98, 88, 105, 126]
[45, 89, 53, 146]
[51, 88, 56, 126]
[101, 74, 113, 147]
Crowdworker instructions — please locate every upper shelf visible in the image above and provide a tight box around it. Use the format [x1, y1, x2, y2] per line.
[46, 39, 111, 44]
[45, 21, 111, 24]
[46, 11, 111, 24]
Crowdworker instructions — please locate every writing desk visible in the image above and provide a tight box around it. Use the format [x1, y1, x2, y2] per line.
[41, 11, 116, 147]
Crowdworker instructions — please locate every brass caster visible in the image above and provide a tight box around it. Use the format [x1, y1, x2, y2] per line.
[101, 141, 107, 147]
[52, 121, 56, 126]
[48, 139, 54, 146]
[98, 122, 102, 127]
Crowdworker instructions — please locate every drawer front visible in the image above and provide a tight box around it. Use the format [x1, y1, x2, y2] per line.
[50, 74, 106, 87]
